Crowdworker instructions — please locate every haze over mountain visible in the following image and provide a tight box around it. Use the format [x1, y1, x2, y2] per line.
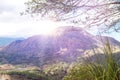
[0, 37, 24, 46]
[0, 26, 120, 66]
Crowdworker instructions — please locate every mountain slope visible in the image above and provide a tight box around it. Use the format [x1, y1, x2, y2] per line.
[0, 26, 120, 66]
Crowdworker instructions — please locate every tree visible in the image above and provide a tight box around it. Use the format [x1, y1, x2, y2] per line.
[25, 0, 120, 31]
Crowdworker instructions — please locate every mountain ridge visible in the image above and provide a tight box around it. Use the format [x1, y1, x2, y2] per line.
[0, 26, 120, 66]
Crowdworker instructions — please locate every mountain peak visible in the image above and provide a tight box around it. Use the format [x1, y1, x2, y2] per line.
[0, 26, 120, 66]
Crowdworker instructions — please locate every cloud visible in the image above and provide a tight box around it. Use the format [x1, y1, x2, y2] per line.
[0, 0, 70, 38]
[0, 0, 26, 13]
[0, 0, 32, 37]
[0, 0, 29, 22]
[0, 1, 14, 14]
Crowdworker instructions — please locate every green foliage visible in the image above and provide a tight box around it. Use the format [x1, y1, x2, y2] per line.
[63, 40, 120, 80]
[0, 62, 68, 80]
[6, 70, 49, 80]
[43, 62, 68, 80]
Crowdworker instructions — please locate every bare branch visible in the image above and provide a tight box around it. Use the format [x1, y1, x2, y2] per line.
[25, 0, 120, 31]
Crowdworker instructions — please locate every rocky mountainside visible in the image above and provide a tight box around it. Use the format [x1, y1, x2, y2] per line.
[0, 26, 120, 66]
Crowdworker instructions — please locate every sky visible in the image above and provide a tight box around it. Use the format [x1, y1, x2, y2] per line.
[0, 0, 120, 41]
[0, 0, 69, 37]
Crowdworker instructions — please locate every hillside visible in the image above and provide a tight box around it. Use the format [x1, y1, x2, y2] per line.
[0, 26, 120, 66]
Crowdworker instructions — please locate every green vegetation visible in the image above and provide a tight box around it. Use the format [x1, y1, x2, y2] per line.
[6, 70, 48, 80]
[63, 40, 120, 80]
[0, 69, 50, 80]
[43, 62, 69, 80]
[0, 62, 68, 80]
[0, 39, 120, 80]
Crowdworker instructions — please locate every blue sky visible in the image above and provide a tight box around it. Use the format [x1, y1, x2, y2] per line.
[101, 22, 120, 41]
[0, 0, 120, 41]
[107, 32, 120, 41]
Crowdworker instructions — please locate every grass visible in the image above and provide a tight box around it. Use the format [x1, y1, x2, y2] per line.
[0, 68, 49, 80]
[6, 70, 49, 80]
[0, 63, 67, 80]
[63, 39, 120, 80]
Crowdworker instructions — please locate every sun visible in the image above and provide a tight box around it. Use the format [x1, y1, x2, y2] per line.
[28, 20, 60, 36]
[35, 25, 57, 35]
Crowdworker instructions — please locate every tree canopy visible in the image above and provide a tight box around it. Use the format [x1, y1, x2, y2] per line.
[25, 0, 120, 31]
